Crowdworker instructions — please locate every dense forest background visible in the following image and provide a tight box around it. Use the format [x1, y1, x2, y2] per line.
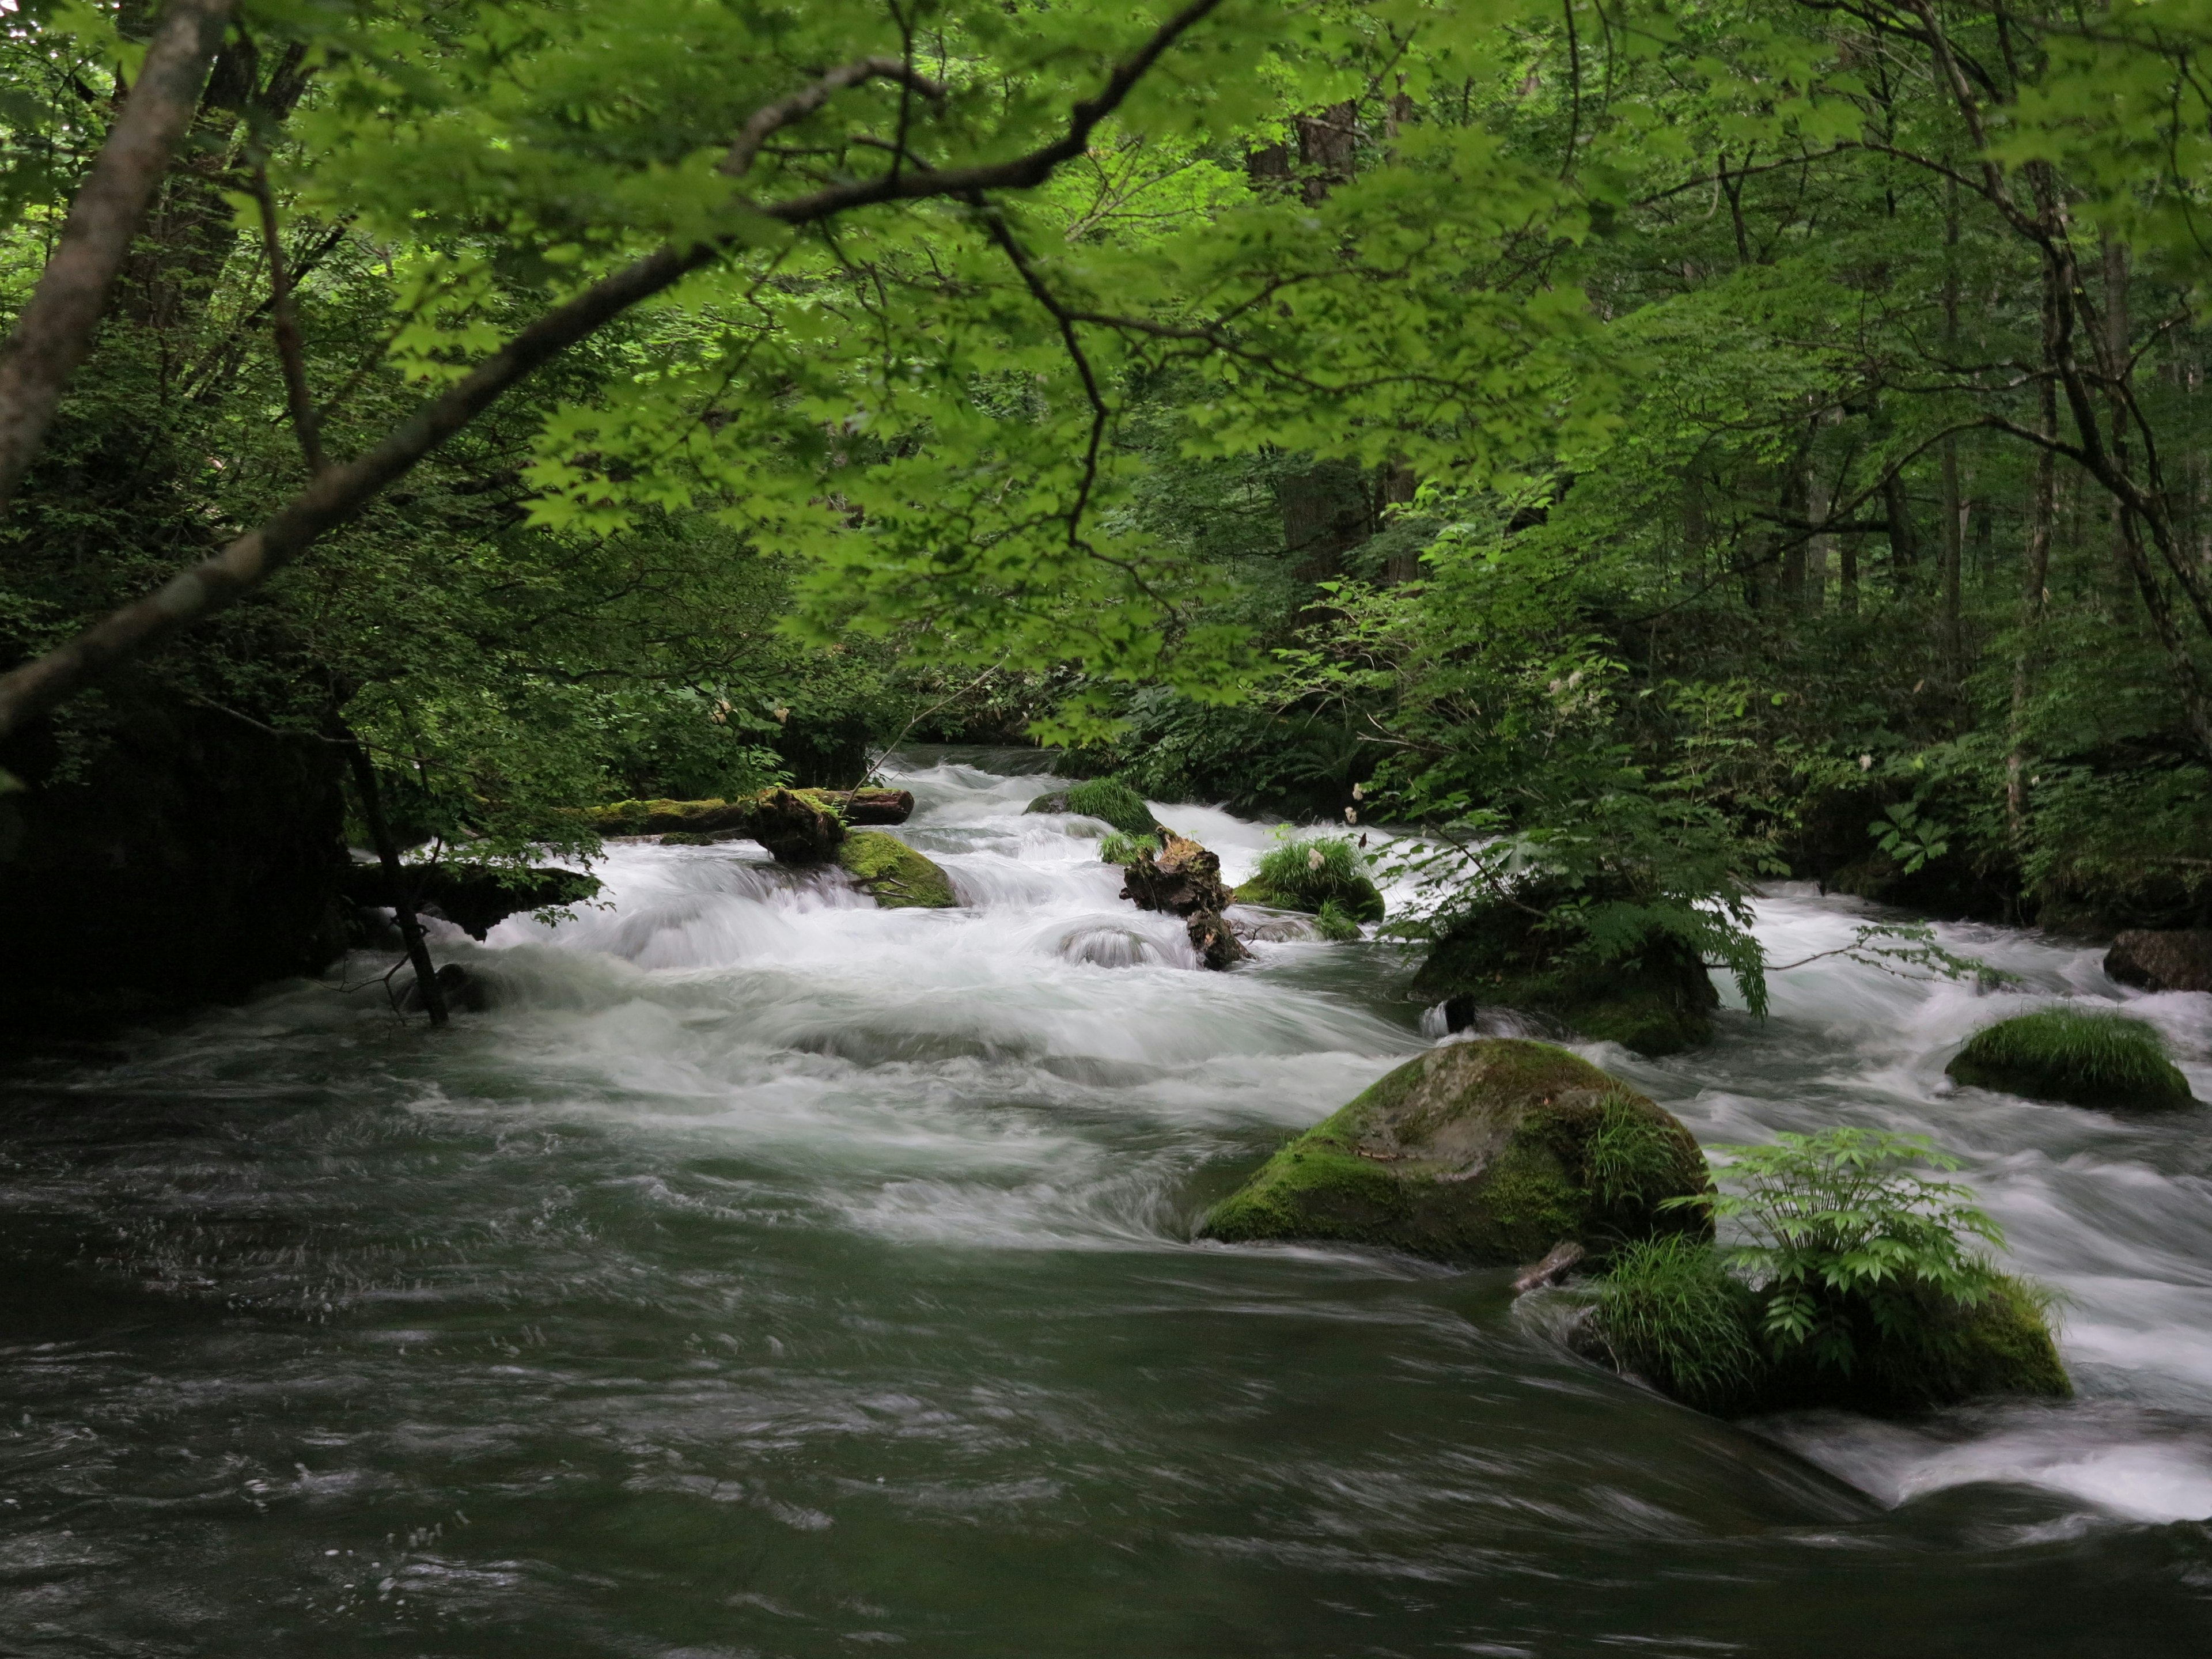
[6, 0, 2212, 1028]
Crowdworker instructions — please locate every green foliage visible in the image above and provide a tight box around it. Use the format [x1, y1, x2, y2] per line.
[1673, 1130, 2009, 1376]
[1582, 1091, 1690, 1208]
[1063, 778, 1157, 838]
[1243, 833, 1387, 922]
[1311, 899, 1362, 941]
[1947, 1006, 2196, 1110]
[1098, 831, 1160, 866]
[1591, 1234, 1764, 1411]
[1869, 802, 1952, 876]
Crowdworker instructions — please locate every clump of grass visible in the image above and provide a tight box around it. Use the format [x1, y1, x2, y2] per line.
[1099, 831, 1160, 866]
[1590, 1234, 1763, 1411]
[1581, 1090, 1689, 1207]
[1312, 899, 1362, 941]
[1946, 1005, 2195, 1109]
[1241, 835, 1385, 922]
[1064, 777, 1157, 838]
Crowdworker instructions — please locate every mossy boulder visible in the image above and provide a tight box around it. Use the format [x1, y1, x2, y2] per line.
[1232, 836, 1385, 923]
[1586, 1243, 2070, 1418]
[1200, 1039, 1711, 1266]
[1946, 1005, 2195, 1109]
[1026, 777, 1158, 837]
[835, 830, 956, 909]
[1413, 904, 1719, 1056]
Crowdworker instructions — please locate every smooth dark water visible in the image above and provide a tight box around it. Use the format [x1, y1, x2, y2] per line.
[2, 751, 2207, 1656]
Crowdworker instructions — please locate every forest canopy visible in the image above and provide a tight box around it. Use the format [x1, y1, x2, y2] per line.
[6, 0, 2212, 1019]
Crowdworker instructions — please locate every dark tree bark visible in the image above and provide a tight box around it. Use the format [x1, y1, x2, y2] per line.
[344, 740, 448, 1026]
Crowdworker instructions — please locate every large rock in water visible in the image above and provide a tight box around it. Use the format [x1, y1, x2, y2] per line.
[1200, 1039, 1711, 1264]
[2105, 929, 2212, 993]
[1412, 901, 1719, 1055]
[1946, 1005, 2195, 1109]
[835, 831, 956, 908]
[341, 863, 601, 940]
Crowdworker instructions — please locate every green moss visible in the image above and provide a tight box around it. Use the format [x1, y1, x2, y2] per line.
[1312, 899, 1362, 942]
[1234, 836, 1385, 922]
[1098, 831, 1160, 866]
[1060, 777, 1158, 837]
[1199, 1039, 1709, 1266]
[1946, 1005, 2195, 1109]
[835, 830, 956, 909]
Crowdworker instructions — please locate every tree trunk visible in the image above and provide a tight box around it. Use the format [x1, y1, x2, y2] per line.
[2006, 272, 2061, 846]
[344, 740, 448, 1026]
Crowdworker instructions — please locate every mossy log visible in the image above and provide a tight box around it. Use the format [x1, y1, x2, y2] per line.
[1412, 903, 1719, 1056]
[1946, 1005, 2195, 1109]
[340, 864, 600, 941]
[1200, 1038, 1711, 1265]
[586, 787, 912, 841]
[836, 830, 956, 909]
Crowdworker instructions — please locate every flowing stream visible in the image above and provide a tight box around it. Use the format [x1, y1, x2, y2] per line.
[1, 747, 2209, 1655]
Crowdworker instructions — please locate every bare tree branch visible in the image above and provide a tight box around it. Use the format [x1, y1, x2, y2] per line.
[0, 0, 236, 518]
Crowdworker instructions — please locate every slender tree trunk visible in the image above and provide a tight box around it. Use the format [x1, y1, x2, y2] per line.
[1939, 177, 1965, 677]
[2006, 276, 2061, 844]
[0, 0, 236, 520]
[344, 740, 448, 1025]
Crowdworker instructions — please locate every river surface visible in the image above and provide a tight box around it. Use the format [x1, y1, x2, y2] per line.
[1, 748, 2209, 1656]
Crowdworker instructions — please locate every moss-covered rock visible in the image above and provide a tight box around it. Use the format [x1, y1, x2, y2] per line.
[849, 835, 955, 907]
[1946, 1005, 2195, 1109]
[1025, 777, 1159, 836]
[1199, 1039, 1711, 1266]
[1585, 1244, 2071, 1418]
[1413, 905, 1719, 1056]
[1232, 836, 1385, 923]
[835, 830, 957, 908]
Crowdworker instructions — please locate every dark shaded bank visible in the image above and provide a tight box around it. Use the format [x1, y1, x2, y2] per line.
[0, 694, 349, 1036]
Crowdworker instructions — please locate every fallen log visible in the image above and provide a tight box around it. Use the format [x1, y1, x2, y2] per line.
[1118, 832, 1247, 969]
[584, 787, 913, 842]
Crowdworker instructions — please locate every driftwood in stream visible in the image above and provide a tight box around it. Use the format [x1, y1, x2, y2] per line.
[747, 787, 845, 863]
[1119, 832, 1248, 970]
[342, 864, 601, 941]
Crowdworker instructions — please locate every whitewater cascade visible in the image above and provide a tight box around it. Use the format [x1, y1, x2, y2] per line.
[0, 748, 2206, 1653]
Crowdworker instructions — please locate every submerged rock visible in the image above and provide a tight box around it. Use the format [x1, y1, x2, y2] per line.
[1945, 1005, 2195, 1109]
[836, 830, 956, 909]
[1199, 1039, 1710, 1264]
[2105, 929, 2212, 994]
[1413, 904, 1719, 1056]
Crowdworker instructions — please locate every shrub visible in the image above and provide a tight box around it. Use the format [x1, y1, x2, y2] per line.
[1063, 777, 1158, 838]
[1589, 1128, 2070, 1415]
[1239, 834, 1386, 921]
[1946, 1005, 2195, 1109]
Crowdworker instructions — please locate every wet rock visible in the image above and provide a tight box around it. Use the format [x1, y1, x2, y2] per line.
[1120, 832, 1236, 918]
[1185, 909, 1249, 970]
[836, 830, 956, 909]
[749, 787, 846, 863]
[1199, 1039, 1711, 1265]
[1027, 778, 1159, 837]
[341, 864, 600, 941]
[1414, 898, 1719, 1056]
[2104, 929, 2212, 994]
[400, 962, 488, 1014]
[1945, 1005, 2195, 1109]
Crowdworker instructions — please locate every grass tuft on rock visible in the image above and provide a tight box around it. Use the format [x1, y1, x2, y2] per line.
[1099, 831, 1160, 866]
[1312, 899, 1363, 941]
[1063, 778, 1158, 838]
[1589, 1234, 1764, 1412]
[1946, 1005, 2194, 1109]
[1235, 835, 1385, 922]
